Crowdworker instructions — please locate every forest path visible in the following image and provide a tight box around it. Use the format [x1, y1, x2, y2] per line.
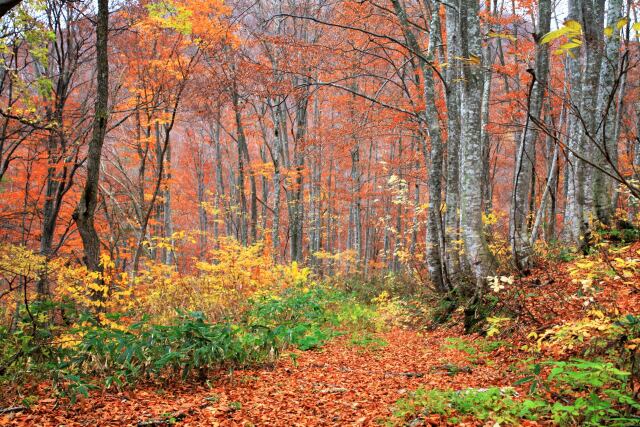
[8, 328, 515, 426]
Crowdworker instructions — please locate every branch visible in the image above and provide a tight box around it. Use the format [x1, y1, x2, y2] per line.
[307, 80, 418, 117]
[274, 13, 448, 89]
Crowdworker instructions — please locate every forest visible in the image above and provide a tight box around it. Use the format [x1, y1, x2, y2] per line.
[0, 0, 640, 424]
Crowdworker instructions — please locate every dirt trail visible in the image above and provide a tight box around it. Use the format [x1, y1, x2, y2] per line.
[5, 328, 514, 426]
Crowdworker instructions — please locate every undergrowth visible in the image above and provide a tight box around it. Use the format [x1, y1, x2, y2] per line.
[2, 284, 390, 403]
[390, 358, 640, 426]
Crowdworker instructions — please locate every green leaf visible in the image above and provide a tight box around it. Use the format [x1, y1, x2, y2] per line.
[514, 375, 534, 385]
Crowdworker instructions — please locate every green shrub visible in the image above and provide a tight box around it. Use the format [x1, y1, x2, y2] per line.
[59, 311, 280, 388]
[391, 387, 546, 425]
[440, 337, 509, 364]
[0, 300, 62, 381]
[3, 284, 387, 402]
[335, 301, 382, 332]
[598, 227, 640, 244]
[60, 287, 344, 388]
[336, 272, 419, 303]
[517, 359, 640, 426]
[247, 287, 339, 328]
[348, 332, 387, 351]
[542, 241, 578, 263]
[48, 286, 381, 395]
[441, 337, 477, 356]
[246, 286, 345, 350]
[390, 359, 640, 426]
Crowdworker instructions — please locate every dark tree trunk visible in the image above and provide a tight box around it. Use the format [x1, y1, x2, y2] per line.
[73, 0, 109, 273]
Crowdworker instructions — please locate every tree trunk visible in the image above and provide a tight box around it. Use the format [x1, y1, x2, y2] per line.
[580, 0, 606, 224]
[232, 87, 248, 246]
[563, 0, 586, 243]
[391, 0, 446, 291]
[593, 0, 622, 225]
[289, 91, 308, 262]
[510, 0, 551, 270]
[444, 0, 463, 282]
[195, 147, 207, 258]
[350, 142, 362, 263]
[163, 140, 174, 265]
[212, 119, 225, 244]
[270, 100, 287, 260]
[73, 0, 109, 274]
[460, 0, 495, 287]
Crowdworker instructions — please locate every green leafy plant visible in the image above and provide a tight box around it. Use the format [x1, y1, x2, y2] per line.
[391, 387, 546, 425]
[516, 359, 640, 426]
[391, 358, 640, 426]
[348, 332, 387, 351]
[441, 337, 477, 356]
[3, 282, 388, 403]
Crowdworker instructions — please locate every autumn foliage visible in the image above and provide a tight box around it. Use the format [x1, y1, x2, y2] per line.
[1, 0, 640, 424]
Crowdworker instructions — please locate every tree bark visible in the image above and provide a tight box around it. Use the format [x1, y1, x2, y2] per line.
[391, 0, 446, 291]
[460, 0, 495, 287]
[563, 0, 585, 243]
[289, 89, 308, 262]
[73, 0, 109, 273]
[510, 0, 551, 270]
[580, 0, 606, 224]
[444, 0, 463, 282]
[163, 139, 174, 265]
[232, 86, 249, 246]
[593, 0, 622, 225]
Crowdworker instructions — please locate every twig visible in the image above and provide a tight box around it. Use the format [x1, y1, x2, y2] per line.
[0, 406, 27, 414]
[137, 412, 187, 426]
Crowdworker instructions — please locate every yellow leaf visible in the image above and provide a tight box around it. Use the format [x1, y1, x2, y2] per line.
[541, 28, 567, 44]
[616, 17, 629, 30]
[488, 31, 516, 41]
[559, 40, 582, 50]
[565, 20, 581, 31]
[456, 55, 481, 65]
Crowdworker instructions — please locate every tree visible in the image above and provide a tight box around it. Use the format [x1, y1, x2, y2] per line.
[390, 0, 447, 292]
[593, 0, 623, 225]
[459, 0, 495, 289]
[510, 0, 552, 271]
[73, 0, 109, 273]
[0, 0, 22, 18]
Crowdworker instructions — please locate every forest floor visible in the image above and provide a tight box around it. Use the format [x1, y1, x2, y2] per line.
[3, 326, 521, 426]
[4, 242, 640, 426]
